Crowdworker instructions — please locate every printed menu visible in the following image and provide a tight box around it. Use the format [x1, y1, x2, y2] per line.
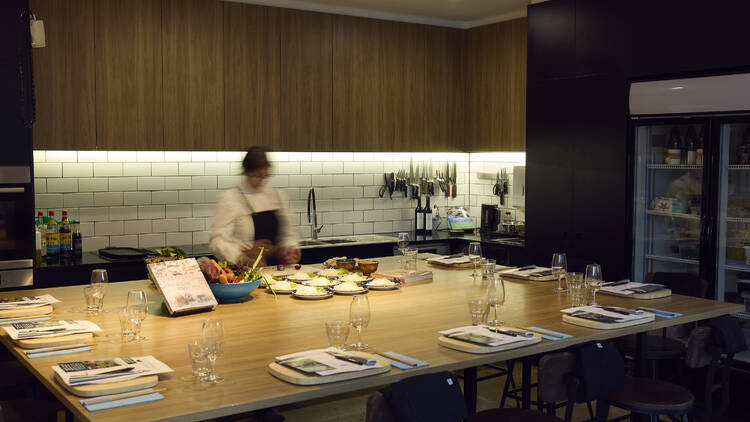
[3, 319, 101, 340]
[0, 294, 60, 310]
[147, 258, 217, 315]
[53, 356, 173, 386]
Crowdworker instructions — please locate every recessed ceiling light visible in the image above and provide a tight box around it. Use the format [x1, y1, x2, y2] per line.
[669, 86, 685, 90]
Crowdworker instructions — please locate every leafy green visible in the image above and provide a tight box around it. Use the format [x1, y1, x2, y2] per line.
[156, 246, 187, 258]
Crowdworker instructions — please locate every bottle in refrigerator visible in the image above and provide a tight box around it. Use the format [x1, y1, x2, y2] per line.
[696, 126, 704, 165]
[667, 126, 682, 165]
[45, 210, 59, 258]
[686, 125, 697, 165]
[59, 210, 72, 259]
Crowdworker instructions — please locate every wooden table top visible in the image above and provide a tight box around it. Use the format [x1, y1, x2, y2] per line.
[0, 256, 742, 422]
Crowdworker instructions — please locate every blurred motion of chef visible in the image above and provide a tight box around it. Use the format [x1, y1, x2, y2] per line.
[210, 146, 300, 266]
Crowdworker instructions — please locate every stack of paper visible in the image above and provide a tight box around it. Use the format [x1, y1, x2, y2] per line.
[53, 356, 173, 386]
[561, 306, 653, 323]
[275, 348, 383, 376]
[0, 294, 59, 310]
[426, 255, 471, 266]
[600, 282, 665, 295]
[4, 320, 101, 340]
[439, 326, 536, 347]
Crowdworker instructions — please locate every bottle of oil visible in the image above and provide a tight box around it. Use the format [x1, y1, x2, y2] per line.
[59, 210, 72, 260]
[45, 210, 59, 260]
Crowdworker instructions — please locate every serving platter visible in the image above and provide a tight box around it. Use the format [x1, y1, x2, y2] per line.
[562, 312, 655, 329]
[55, 374, 159, 398]
[15, 332, 94, 349]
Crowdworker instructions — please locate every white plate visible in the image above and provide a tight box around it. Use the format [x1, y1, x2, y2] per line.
[292, 292, 333, 300]
[303, 279, 340, 287]
[366, 282, 400, 291]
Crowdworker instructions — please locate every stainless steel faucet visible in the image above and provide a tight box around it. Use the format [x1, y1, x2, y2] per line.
[307, 187, 323, 239]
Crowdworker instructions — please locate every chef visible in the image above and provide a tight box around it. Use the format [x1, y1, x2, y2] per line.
[209, 146, 300, 266]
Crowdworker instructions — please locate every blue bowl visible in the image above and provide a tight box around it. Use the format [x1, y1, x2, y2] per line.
[208, 278, 261, 303]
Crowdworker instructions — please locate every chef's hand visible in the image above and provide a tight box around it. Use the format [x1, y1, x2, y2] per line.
[241, 240, 274, 267]
[283, 247, 301, 265]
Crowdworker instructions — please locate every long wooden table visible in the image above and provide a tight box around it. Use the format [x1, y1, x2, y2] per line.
[0, 256, 742, 421]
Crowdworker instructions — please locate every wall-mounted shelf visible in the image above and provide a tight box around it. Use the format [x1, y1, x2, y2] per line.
[645, 254, 699, 265]
[647, 164, 702, 170]
[646, 210, 700, 220]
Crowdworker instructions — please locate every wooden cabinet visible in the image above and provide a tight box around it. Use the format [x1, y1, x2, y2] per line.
[162, 0, 223, 151]
[466, 18, 526, 152]
[280, 10, 332, 151]
[31, 0, 96, 150]
[332, 15, 382, 151]
[424, 26, 466, 152]
[94, 0, 163, 150]
[224, 2, 280, 151]
[379, 21, 425, 152]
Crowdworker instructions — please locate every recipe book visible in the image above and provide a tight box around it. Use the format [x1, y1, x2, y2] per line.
[275, 348, 383, 377]
[439, 326, 535, 347]
[52, 356, 173, 386]
[0, 294, 60, 309]
[3, 319, 101, 340]
[147, 258, 217, 316]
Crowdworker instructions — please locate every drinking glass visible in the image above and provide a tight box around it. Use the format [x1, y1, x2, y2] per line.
[567, 273, 586, 307]
[187, 340, 209, 377]
[551, 253, 567, 292]
[397, 232, 409, 266]
[127, 290, 148, 341]
[118, 308, 136, 341]
[482, 259, 496, 279]
[467, 242, 482, 277]
[349, 296, 371, 351]
[200, 319, 225, 384]
[325, 321, 350, 351]
[468, 298, 490, 325]
[403, 248, 418, 271]
[585, 264, 603, 305]
[84, 285, 105, 313]
[91, 269, 108, 285]
[486, 275, 506, 328]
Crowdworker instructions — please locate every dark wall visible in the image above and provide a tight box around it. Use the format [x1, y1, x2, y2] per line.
[526, 0, 750, 279]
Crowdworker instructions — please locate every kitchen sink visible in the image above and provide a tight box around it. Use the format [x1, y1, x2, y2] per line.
[319, 239, 355, 244]
[298, 240, 325, 246]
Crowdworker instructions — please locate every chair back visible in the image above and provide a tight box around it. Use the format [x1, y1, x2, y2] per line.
[366, 392, 397, 422]
[369, 371, 467, 422]
[684, 325, 713, 369]
[537, 351, 576, 404]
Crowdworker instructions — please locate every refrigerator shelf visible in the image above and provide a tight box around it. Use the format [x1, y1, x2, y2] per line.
[725, 217, 750, 223]
[645, 254, 699, 265]
[724, 259, 750, 272]
[646, 164, 702, 170]
[646, 210, 700, 220]
[728, 165, 750, 170]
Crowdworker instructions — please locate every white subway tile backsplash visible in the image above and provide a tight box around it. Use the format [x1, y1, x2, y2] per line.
[268, 151, 288, 162]
[83, 236, 109, 252]
[63, 163, 93, 178]
[300, 162, 322, 174]
[164, 176, 192, 190]
[107, 151, 137, 162]
[204, 162, 230, 176]
[123, 192, 151, 205]
[109, 177, 138, 191]
[332, 174, 353, 186]
[78, 178, 108, 192]
[155, 219, 179, 233]
[192, 151, 216, 162]
[343, 211, 363, 223]
[64, 193, 94, 207]
[95, 221, 124, 236]
[123, 162, 151, 177]
[34, 178, 46, 193]
[363, 210, 384, 222]
[46, 151, 77, 162]
[275, 162, 300, 174]
[110, 235, 139, 248]
[217, 176, 242, 189]
[79, 222, 94, 237]
[374, 221, 393, 233]
[204, 190, 221, 203]
[164, 151, 191, 161]
[139, 233, 165, 248]
[137, 177, 165, 191]
[193, 231, 210, 244]
[353, 174, 373, 185]
[79, 207, 109, 222]
[353, 199, 373, 210]
[108, 206, 138, 221]
[179, 218, 204, 232]
[36, 194, 63, 208]
[332, 223, 353, 236]
[77, 151, 108, 162]
[34, 162, 62, 178]
[166, 232, 192, 245]
[47, 178, 78, 193]
[166, 204, 192, 218]
[268, 175, 289, 188]
[321, 162, 343, 173]
[178, 190, 204, 204]
[94, 192, 123, 206]
[136, 151, 164, 162]
[151, 162, 178, 176]
[138, 205, 165, 219]
[33, 151, 45, 162]
[179, 162, 204, 176]
[217, 151, 243, 161]
[123, 220, 151, 234]
[288, 152, 311, 161]
[383, 209, 401, 221]
[311, 175, 333, 187]
[191, 176, 217, 190]
[353, 222, 373, 234]
[193, 203, 214, 217]
[151, 191, 178, 204]
[94, 163, 123, 177]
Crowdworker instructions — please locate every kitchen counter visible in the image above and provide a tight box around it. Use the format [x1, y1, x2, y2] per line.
[404, 230, 525, 248]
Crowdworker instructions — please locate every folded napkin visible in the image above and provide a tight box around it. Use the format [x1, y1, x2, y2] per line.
[81, 389, 164, 412]
[0, 316, 51, 325]
[27, 346, 93, 359]
[637, 307, 683, 318]
[526, 326, 573, 341]
[381, 352, 429, 370]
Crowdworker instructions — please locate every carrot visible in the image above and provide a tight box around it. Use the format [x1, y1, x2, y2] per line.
[233, 274, 242, 283]
[218, 274, 228, 284]
[211, 259, 223, 272]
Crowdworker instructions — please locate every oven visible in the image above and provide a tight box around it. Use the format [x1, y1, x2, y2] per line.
[0, 167, 34, 289]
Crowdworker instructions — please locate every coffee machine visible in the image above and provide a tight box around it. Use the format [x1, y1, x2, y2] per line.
[480, 204, 500, 232]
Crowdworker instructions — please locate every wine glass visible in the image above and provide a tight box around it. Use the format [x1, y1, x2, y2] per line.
[551, 253, 567, 292]
[126, 290, 148, 341]
[397, 232, 409, 266]
[467, 242, 482, 277]
[89, 269, 108, 312]
[485, 275, 506, 328]
[200, 319, 225, 384]
[585, 264, 603, 305]
[349, 295, 371, 351]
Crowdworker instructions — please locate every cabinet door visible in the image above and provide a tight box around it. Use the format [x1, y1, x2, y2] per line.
[380, 21, 425, 152]
[94, 0, 163, 150]
[224, 2, 281, 151]
[280, 10, 332, 151]
[31, 0, 96, 150]
[466, 19, 526, 152]
[527, 0, 574, 82]
[162, 0, 223, 151]
[575, 0, 632, 76]
[424, 26, 465, 152]
[332, 15, 382, 151]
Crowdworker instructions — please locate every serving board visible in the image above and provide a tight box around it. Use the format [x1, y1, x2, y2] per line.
[599, 288, 672, 300]
[55, 374, 158, 398]
[268, 354, 391, 386]
[14, 333, 94, 349]
[501, 273, 559, 282]
[427, 260, 474, 269]
[562, 313, 655, 330]
[438, 332, 542, 354]
[0, 305, 53, 319]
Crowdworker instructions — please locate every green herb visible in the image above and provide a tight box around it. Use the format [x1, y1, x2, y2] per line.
[156, 246, 187, 258]
[307, 272, 317, 278]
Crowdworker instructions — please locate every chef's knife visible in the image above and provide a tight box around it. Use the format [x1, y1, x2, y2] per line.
[451, 162, 457, 198]
[445, 162, 450, 197]
[409, 157, 413, 185]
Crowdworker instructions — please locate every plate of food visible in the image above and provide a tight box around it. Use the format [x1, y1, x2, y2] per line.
[292, 285, 333, 300]
[316, 268, 346, 278]
[366, 278, 401, 291]
[333, 282, 367, 295]
[336, 274, 371, 284]
[303, 277, 340, 287]
[265, 279, 297, 294]
[286, 272, 314, 282]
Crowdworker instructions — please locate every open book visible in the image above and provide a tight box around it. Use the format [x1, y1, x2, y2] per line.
[147, 258, 217, 315]
[3, 319, 101, 340]
[53, 356, 173, 386]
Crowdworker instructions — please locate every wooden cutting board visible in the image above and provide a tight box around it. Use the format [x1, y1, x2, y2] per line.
[14, 333, 94, 349]
[55, 374, 159, 398]
[562, 313, 655, 330]
[268, 354, 391, 386]
[438, 331, 542, 354]
[0, 305, 53, 319]
[599, 288, 671, 300]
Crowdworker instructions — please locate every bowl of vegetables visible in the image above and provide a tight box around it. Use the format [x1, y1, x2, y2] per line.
[197, 249, 264, 303]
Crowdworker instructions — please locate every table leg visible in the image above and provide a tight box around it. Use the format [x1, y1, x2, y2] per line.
[636, 332, 647, 377]
[522, 359, 531, 409]
[464, 367, 477, 415]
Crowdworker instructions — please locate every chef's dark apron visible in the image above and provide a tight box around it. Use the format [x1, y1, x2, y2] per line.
[236, 187, 280, 265]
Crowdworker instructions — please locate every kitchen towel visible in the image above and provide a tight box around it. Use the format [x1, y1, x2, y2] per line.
[636, 307, 683, 318]
[527, 326, 574, 341]
[27, 346, 93, 359]
[382, 352, 429, 370]
[81, 390, 164, 412]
